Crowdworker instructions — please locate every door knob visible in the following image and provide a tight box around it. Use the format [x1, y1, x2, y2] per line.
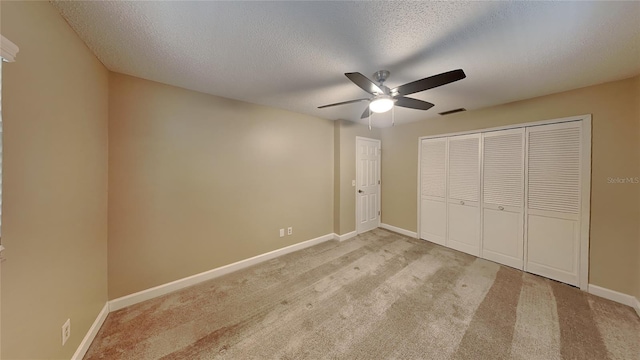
[358, 190, 364, 194]
[498, 206, 504, 211]
[459, 200, 465, 205]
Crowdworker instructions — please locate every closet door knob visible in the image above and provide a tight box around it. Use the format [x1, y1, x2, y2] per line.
[498, 206, 504, 211]
[459, 200, 465, 205]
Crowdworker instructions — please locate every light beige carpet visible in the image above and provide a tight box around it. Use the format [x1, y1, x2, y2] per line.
[85, 229, 640, 360]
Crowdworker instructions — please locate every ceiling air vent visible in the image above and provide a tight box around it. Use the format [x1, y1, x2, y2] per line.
[439, 108, 467, 116]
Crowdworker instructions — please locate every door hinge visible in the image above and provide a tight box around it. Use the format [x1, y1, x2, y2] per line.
[378, 210, 381, 216]
[378, 180, 381, 184]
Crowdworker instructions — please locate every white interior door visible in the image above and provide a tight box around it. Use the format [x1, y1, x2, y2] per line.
[482, 129, 525, 269]
[525, 122, 582, 286]
[447, 134, 481, 256]
[356, 137, 381, 234]
[419, 138, 447, 245]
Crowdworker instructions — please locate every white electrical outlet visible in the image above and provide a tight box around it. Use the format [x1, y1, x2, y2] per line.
[62, 319, 71, 346]
[279, 229, 284, 237]
[287, 227, 293, 235]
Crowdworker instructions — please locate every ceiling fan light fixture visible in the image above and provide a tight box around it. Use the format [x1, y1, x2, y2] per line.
[369, 95, 394, 113]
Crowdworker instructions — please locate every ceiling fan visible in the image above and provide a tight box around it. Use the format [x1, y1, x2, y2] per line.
[318, 69, 466, 121]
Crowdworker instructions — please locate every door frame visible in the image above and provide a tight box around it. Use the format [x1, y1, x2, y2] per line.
[355, 136, 381, 234]
[416, 114, 591, 290]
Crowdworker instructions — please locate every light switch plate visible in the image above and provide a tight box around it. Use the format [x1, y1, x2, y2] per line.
[352, 180, 356, 186]
[62, 319, 71, 346]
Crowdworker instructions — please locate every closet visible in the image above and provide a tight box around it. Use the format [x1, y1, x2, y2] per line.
[418, 117, 590, 288]
[446, 134, 481, 256]
[481, 128, 525, 269]
[420, 138, 447, 246]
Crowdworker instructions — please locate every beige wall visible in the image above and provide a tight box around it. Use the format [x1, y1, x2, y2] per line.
[108, 73, 334, 299]
[381, 76, 640, 296]
[334, 120, 381, 235]
[1, 2, 109, 359]
[636, 76, 640, 301]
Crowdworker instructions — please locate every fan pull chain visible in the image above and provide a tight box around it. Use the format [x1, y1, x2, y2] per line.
[368, 109, 372, 130]
[392, 105, 395, 127]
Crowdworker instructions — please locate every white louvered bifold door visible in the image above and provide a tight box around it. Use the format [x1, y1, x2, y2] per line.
[447, 134, 481, 256]
[525, 121, 582, 286]
[481, 129, 525, 269]
[420, 138, 447, 245]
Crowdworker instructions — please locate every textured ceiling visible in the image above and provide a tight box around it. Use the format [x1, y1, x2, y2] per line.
[51, 1, 640, 127]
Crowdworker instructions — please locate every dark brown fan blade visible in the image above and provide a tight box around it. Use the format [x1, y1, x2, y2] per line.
[360, 106, 371, 119]
[318, 98, 370, 109]
[345, 72, 384, 95]
[392, 69, 466, 96]
[394, 97, 435, 110]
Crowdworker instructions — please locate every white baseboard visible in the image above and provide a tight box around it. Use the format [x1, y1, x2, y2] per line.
[588, 284, 638, 310]
[71, 302, 109, 360]
[333, 231, 357, 242]
[109, 233, 335, 311]
[380, 223, 418, 238]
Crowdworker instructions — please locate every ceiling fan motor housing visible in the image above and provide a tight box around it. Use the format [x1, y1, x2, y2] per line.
[373, 70, 390, 86]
